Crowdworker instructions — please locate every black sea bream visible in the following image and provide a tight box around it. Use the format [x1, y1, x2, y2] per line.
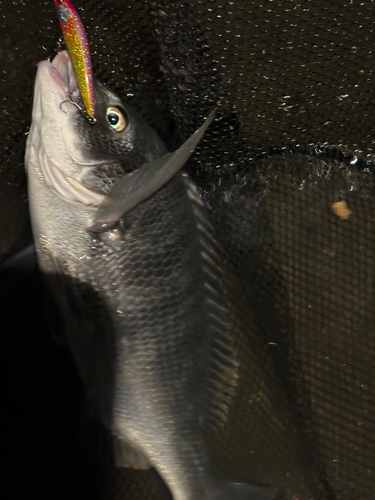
[25, 50, 279, 500]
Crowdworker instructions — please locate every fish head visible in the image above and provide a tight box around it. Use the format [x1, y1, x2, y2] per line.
[25, 50, 167, 206]
[77, 76, 168, 170]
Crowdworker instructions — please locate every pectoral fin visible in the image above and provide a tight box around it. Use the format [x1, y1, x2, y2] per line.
[88, 109, 216, 233]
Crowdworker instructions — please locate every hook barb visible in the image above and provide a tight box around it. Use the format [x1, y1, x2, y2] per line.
[59, 93, 96, 124]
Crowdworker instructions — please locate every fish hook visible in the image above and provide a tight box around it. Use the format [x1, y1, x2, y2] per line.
[59, 99, 72, 115]
[59, 93, 97, 125]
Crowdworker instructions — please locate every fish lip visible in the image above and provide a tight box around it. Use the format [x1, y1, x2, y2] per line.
[27, 50, 105, 207]
[38, 50, 79, 99]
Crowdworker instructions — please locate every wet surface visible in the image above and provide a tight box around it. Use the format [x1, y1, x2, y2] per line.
[1, 1, 375, 499]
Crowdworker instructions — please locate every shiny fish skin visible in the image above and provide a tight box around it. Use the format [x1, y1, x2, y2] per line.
[25, 51, 280, 500]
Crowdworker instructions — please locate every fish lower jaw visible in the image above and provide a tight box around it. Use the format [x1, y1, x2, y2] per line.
[28, 134, 104, 206]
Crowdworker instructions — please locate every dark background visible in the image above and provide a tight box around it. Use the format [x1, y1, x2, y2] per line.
[1, 1, 374, 499]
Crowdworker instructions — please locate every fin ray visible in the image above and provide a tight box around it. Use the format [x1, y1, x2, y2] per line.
[183, 174, 239, 430]
[89, 109, 216, 233]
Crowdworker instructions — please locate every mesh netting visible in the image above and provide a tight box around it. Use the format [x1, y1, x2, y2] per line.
[1, 1, 375, 499]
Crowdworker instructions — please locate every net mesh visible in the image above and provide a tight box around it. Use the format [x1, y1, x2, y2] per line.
[1, 1, 374, 499]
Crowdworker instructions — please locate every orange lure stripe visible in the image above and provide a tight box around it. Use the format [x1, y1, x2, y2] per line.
[54, 0, 95, 119]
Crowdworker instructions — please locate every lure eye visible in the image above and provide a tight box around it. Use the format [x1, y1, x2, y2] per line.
[106, 107, 126, 132]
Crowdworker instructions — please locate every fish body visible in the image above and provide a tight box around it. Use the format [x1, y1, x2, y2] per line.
[54, 0, 95, 119]
[25, 51, 279, 500]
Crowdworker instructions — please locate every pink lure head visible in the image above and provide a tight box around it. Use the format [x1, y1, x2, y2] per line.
[54, 0, 75, 10]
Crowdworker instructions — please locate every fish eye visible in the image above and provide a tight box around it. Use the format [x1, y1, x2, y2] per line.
[106, 107, 126, 132]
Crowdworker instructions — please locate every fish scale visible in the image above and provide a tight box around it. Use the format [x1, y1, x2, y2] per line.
[25, 50, 280, 500]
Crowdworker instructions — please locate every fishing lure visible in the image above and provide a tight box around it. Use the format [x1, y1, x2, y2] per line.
[54, 0, 96, 123]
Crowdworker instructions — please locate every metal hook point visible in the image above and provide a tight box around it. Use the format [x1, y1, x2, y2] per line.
[59, 94, 96, 124]
[59, 100, 71, 114]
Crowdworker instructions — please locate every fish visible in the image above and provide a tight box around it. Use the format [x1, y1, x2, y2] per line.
[54, 0, 95, 121]
[25, 50, 281, 500]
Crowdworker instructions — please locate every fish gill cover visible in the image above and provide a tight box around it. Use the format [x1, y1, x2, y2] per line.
[1, 1, 374, 500]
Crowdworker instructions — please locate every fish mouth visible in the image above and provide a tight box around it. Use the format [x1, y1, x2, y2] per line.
[25, 51, 105, 207]
[38, 50, 82, 106]
[45, 50, 81, 102]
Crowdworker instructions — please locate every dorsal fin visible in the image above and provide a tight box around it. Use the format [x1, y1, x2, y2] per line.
[182, 173, 239, 430]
